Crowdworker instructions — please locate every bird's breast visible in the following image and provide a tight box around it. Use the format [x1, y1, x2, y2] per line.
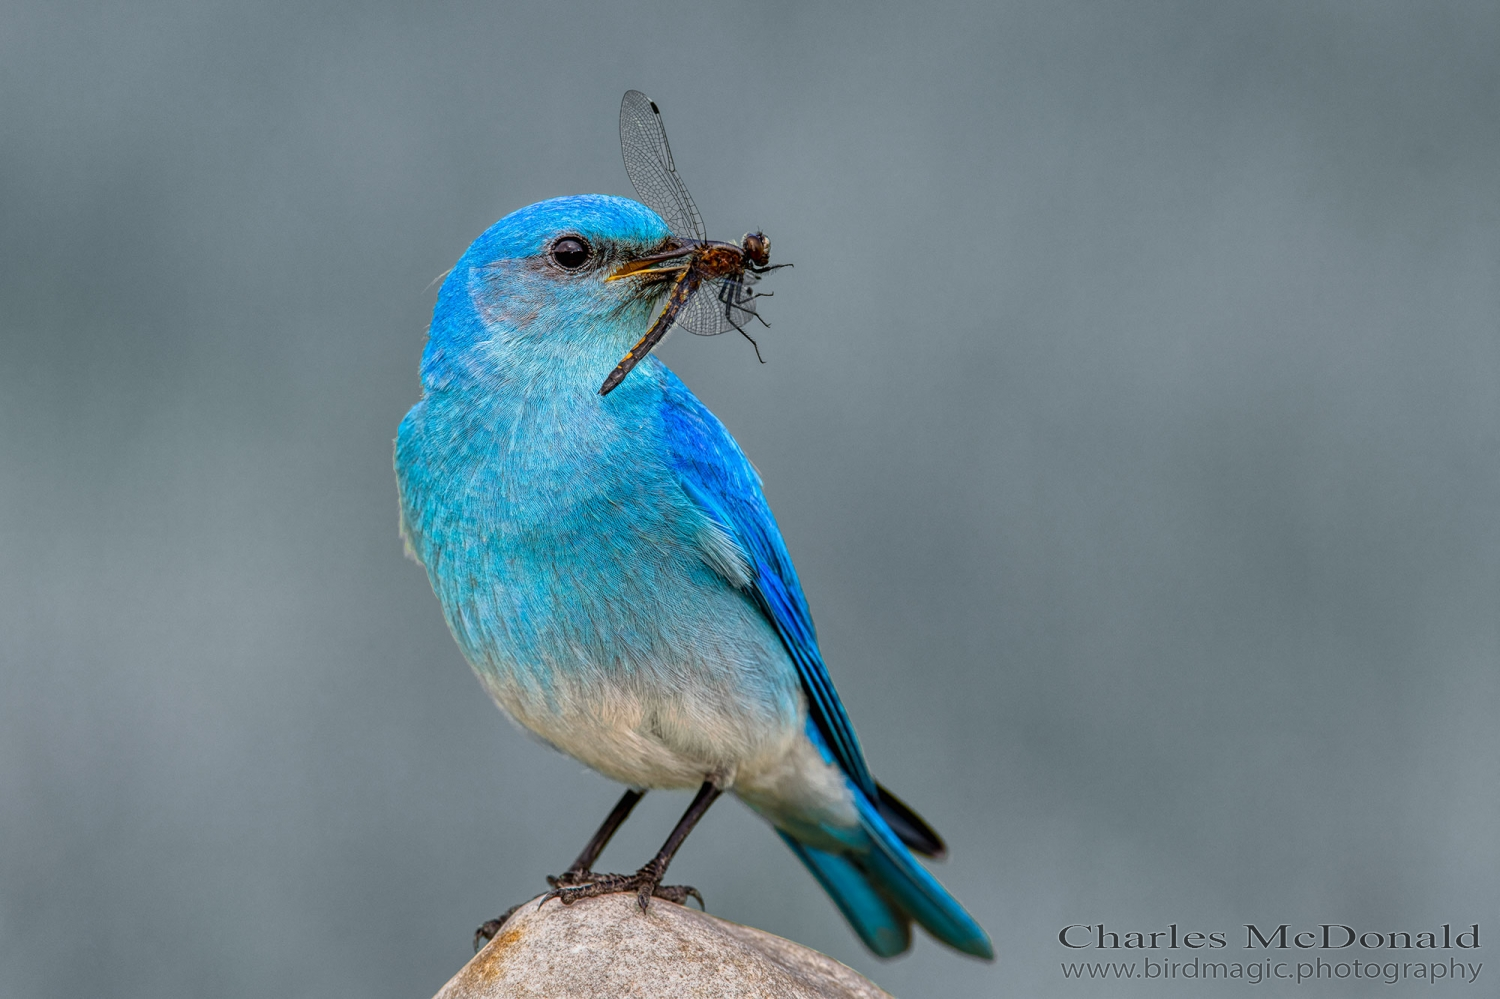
[398, 384, 768, 678]
[395, 378, 802, 787]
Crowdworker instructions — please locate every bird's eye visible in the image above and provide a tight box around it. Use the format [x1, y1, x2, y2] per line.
[550, 237, 590, 270]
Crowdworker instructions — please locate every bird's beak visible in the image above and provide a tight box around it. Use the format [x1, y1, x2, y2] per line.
[607, 242, 697, 282]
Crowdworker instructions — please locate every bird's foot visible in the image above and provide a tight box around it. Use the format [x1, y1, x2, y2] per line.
[473, 869, 611, 951]
[473, 902, 525, 952]
[542, 862, 703, 913]
[474, 867, 702, 951]
[544, 867, 595, 889]
[472, 876, 590, 951]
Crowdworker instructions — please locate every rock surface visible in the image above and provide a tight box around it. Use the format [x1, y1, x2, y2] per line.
[432, 893, 894, 999]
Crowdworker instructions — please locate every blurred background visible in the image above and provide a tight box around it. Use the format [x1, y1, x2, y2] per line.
[2, 2, 1496, 996]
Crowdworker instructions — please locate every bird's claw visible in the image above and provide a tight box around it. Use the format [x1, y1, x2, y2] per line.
[472, 903, 524, 952]
[540, 867, 703, 913]
[647, 883, 704, 909]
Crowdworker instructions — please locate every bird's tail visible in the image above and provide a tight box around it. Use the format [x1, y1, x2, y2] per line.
[778, 789, 994, 959]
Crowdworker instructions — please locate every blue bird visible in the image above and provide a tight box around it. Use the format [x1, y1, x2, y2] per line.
[394, 192, 992, 961]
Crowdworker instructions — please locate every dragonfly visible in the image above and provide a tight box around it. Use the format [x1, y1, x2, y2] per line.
[600, 90, 787, 396]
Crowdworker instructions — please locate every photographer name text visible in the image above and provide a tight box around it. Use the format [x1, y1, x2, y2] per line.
[1059, 922, 1480, 951]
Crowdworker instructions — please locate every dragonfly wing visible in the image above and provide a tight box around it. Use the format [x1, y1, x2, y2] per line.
[671, 272, 761, 337]
[620, 90, 706, 242]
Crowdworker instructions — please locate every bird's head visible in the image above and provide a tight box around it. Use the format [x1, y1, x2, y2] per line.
[420, 194, 686, 394]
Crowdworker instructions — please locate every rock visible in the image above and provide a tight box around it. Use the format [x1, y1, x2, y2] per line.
[432, 893, 894, 999]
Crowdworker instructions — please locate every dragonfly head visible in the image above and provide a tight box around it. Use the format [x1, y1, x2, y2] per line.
[741, 232, 771, 268]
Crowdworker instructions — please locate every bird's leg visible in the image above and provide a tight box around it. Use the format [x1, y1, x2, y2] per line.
[627, 779, 721, 911]
[544, 779, 723, 913]
[548, 787, 645, 887]
[474, 788, 646, 950]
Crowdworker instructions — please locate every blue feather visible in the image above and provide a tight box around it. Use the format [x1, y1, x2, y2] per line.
[779, 833, 911, 958]
[658, 368, 878, 800]
[659, 371, 992, 959]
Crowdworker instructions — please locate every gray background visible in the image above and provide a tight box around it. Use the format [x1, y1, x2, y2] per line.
[2, 2, 1496, 997]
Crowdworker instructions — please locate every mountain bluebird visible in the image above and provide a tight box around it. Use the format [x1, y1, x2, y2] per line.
[394, 193, 993, 960]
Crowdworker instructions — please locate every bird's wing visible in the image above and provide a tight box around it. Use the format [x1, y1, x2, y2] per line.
[655, 364, 878, 800]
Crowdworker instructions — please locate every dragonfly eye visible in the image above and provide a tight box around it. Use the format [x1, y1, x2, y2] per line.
[741, 232, 770, 268]
[550, 237, 591, 270]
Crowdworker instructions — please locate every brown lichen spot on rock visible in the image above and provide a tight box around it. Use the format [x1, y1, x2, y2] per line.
[448, 921, 526, 992]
